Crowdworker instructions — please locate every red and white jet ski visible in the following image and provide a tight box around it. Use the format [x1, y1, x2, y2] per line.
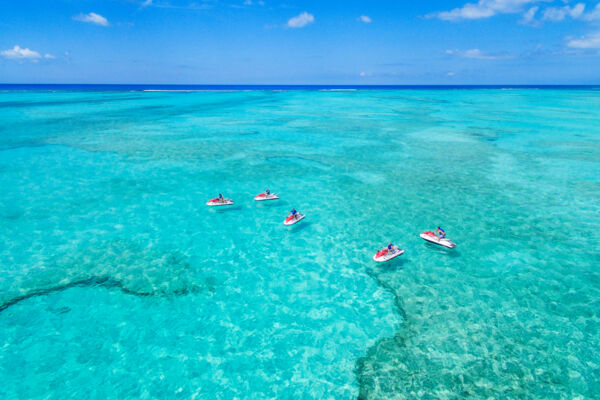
[254, 192, 279, 201]
[284, 213, 305, 225]
[420, 231, 456, 248]
[373, 246, 405, 263]
[206, 197, 234, 207]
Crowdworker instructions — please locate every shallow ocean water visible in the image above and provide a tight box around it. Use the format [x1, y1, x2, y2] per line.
[0, 88, 599, 399]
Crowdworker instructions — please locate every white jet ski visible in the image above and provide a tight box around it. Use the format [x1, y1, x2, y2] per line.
[420, 231, 456, 248]
[283, 213, 305, 226]
[373, 247, 405, 263]
[254, 192, 279, 201]
[206, 197, 234, 207]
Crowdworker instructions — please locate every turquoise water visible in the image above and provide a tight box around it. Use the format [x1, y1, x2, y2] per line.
[1, 89, 599, 399]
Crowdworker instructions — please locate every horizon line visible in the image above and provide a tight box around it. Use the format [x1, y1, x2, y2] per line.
[2, 83, 599, 89]
[2, 83, 600, 86]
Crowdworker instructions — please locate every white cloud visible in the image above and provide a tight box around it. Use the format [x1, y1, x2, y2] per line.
[73, 12, 109, 27]
[583, 3, 600, 21]
[287, 12, 314, 28]
[44, 53, 55, 59]
[542, 3, 585, 21]
[428, 0, 541, 21]
[568, 32, 600, 48]
[359, 15, 372, 23]
[446, 48, 511, 59]
[463, 49, 497, 59]
[138, 1, 211, 10]
[570, 3, 586, 18]
[1, 45, 42, 60]
[430, 0, 600, 23]
[539, 2, 600, 22]
[520, 6, 539, 24]
[447, 72, 456, 76]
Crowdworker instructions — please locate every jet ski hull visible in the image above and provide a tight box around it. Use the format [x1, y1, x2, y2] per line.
[206, 198, 234, 206]
[255, 194, 279, 201]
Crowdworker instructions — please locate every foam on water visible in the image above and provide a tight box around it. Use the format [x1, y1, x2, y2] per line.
[1, 89, 599, 399]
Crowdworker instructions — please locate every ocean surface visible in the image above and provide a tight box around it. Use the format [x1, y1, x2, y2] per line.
[0, 86, 599, 399]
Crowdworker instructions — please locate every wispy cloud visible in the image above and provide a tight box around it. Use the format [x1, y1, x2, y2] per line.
[138, 1, 212, 10]
[542, 3, 585, 21]
[73, 12, 109, 26]
[520, 6, 539, 24]
[358, 15, 372, 23]
[582, 3, 600, 21]
[428, 0, 541, 21]
[568, 32, 600, 48]
[446, 48, 512, 59]
[287, 12, 314, 28]
[243, 0, 265, 5]
[518, 2, 600, 25]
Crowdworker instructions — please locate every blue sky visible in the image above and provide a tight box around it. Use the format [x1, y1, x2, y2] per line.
[1, 0, 600, 84]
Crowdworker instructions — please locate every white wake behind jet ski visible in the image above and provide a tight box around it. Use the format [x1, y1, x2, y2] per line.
[420, 231, 456, 248]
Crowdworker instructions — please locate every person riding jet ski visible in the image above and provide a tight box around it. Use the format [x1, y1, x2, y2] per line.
[387, 242, 398, 252]
[436, 226, 446, 239]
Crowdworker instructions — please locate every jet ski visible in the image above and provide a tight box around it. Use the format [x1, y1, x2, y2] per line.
[420, 231, 456, 248]
[254, 192, 279, 201]
[373, 247, 405, 263]
[284, 213, 305, 225]
[206, 197, 234, 207]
